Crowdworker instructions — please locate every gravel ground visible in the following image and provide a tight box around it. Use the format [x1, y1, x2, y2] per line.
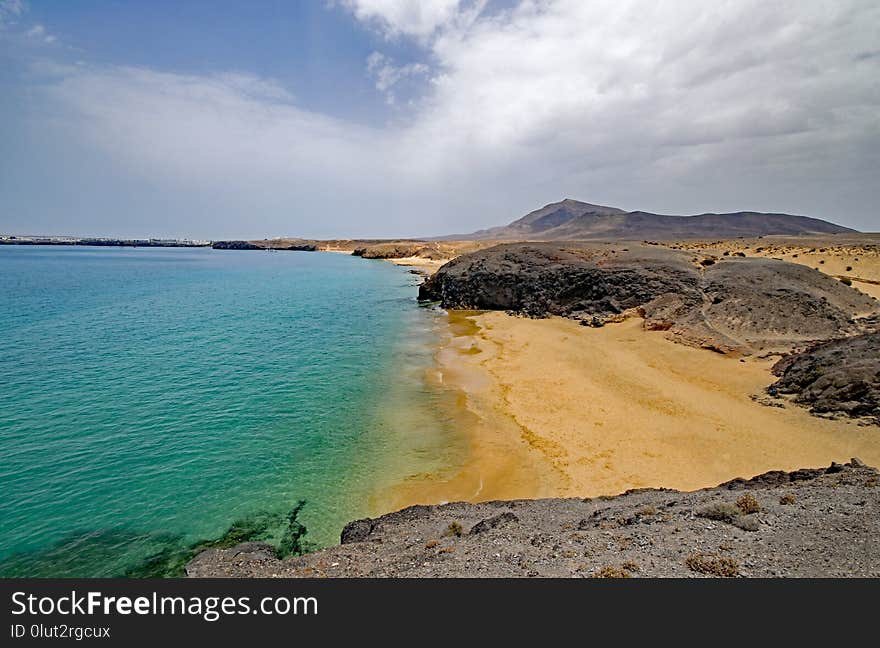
[187, 460, 880, 578]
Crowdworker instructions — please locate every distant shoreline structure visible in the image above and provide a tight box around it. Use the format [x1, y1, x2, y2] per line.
[0, 235, 212, 248]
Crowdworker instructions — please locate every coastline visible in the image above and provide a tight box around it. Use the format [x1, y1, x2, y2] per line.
[376, 309, 880, 509]
[372, 310, 551, 515]
[382, 256, 445, 275]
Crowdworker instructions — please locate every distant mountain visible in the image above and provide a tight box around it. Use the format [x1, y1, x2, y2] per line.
[447, 198, 856, 240]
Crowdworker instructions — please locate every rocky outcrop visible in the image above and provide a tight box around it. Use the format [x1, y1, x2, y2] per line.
[352, 243, 426, 259]
[419, 243, 702, 315]
[212, 240, 265, 250]
[769, 333, 880, 423]
[279, 243, 318, 251]
[212, 240, 318, 251]
[419, 242, 879, 354]
[351, 242, 483, 261]
[186, 461, 880, 578]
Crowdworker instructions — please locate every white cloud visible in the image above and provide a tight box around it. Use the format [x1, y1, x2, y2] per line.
[0, 0, 24, 20]
[339, 0, 470, 40]
[8, 0, 880, 236]
[366, 51, 429, 104]
[21, 21, 57, 44]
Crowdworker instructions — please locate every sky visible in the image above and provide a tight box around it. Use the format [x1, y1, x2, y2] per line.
[1, 0, 878, 239]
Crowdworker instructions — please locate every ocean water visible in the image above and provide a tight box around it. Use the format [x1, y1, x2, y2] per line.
[0, 246, 462, 576]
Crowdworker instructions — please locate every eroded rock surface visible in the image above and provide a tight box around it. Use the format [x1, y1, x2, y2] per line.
[769, 333, 880, 423]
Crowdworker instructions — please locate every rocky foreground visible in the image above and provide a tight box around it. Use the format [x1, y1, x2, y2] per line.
[187, 461, 879, 578]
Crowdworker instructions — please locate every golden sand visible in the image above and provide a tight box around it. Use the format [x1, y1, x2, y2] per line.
[385, 256, 445, 275]
[381, 311, 880, 510]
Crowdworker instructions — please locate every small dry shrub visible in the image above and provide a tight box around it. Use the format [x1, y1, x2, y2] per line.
[444, 521, 463, 537]
[593, 565, 630, 579]
[438, 546, 455, 554]
[697, 501, 758, 531]
[698, 502, 740, 523]
[425, 539, 439, 549]
[735, 493, 761, 514]
[635, 506, 657, 517]
[779, 494, 796, 505]
[686, 553, 739, 577]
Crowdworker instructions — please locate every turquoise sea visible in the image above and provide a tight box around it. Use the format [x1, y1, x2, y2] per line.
[0, 246, 463, 576]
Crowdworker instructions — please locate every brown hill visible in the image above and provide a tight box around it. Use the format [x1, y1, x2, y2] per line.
[449, 198, 856, 240]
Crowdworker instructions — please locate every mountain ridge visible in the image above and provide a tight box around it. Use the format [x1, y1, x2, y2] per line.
[443, 198, 857, 240]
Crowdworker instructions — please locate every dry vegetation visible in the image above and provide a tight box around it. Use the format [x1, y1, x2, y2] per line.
[444, 521, 464, 538]
[685, 553, 740, 577]
[735, 493, 761, 514]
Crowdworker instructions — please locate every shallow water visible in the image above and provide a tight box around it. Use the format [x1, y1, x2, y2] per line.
[0, 246, 462, 576]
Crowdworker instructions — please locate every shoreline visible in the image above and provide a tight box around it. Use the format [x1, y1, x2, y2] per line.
[376, 309, 880, 509]
[360, 306, 550, 516]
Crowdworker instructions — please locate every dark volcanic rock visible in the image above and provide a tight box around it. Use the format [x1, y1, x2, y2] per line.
[280, 244, 317, 251]
[418, 243, 703, 318]
[186, 461, 880, 578]
[212, 240, 264, 250]
[340, 519, 375, 544]
[419, 242, 879, 354]
[469, 512, 519, 535]
[211, 240, 317, 251]
[769, 333, 880, 422]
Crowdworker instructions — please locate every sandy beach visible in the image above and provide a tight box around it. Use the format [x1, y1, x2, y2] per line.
[384, 256, 446, 275]
[381, 310, 880, 510]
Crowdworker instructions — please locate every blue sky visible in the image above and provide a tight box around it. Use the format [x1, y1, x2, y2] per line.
[11, 1, 419, 123]
[1, 1, 878, 238]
